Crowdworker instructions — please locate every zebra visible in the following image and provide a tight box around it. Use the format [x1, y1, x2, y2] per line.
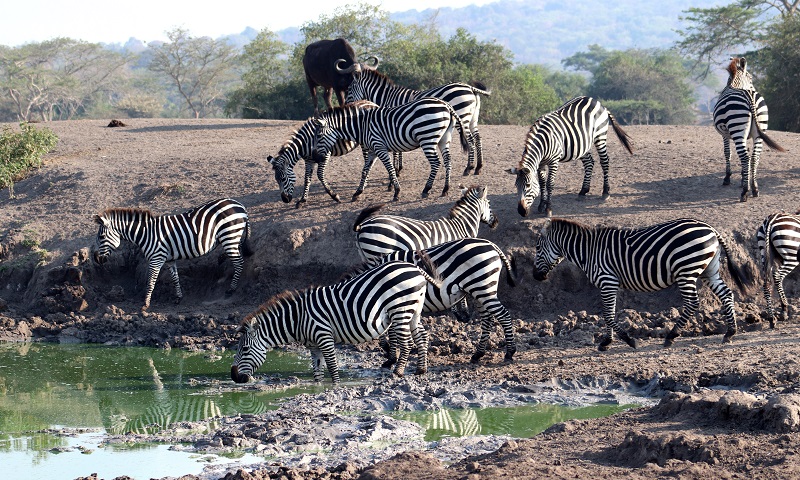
[343, 63, 491, 176]
[533, 218, 751, 351]
[367, 238, 518, 364]
[267, 111, 403, 207]
[507, 96, 634, 218]
[713, 57, 785, 202]
[310, 98, 471, 201]
[92, 198, 252, 310]
[231, 257, 442, 384]
[352, 185, 498, 262]
[757, 211, 800, 327]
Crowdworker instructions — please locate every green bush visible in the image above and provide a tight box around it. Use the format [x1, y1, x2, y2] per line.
[0, 122, 59, 197]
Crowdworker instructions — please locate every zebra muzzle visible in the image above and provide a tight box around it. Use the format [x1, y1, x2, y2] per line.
[280, 192, 292, 203]
[93, 251, 108, 265]
[517, 202, 530, 217]
[230, 365, 252, 384]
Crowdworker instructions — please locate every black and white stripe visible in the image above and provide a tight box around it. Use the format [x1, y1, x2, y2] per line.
[231, 259, 440, 384]
[757, 211, 800, 327]
[371, 238, 517, 363]
[345, 66, 490, 176]
[352, 185, 498, 261]
[93, 198, 251, 309]
[713, 57, 785, 202]
[311, 99, 471, 200]
[533, 218, 750, 350]
[509, 96, 634, 217]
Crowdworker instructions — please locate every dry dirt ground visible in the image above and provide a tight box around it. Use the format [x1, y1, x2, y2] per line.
[2, 118, 800, 479]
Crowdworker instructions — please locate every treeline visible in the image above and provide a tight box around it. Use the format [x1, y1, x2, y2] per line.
[0, 1, 797, 131]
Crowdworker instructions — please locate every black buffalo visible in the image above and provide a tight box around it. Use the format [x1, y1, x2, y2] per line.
[302, 38, 361, 116]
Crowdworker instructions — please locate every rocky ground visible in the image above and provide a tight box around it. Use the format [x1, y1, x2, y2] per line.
[2, 118, 800, 479]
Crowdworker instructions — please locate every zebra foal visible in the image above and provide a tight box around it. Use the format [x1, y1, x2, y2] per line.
[311, 99, 471, 201]
[93, 198, 252, 310]
[757, 211, 800, 327]
[508, 96, 633, 218]
[344, 64, 490, 176]
[533, 218, 751, 350]
[231, 258, 440, 384]
[713, 57, 785, 202]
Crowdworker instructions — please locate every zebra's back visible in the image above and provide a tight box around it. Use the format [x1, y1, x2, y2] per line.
[158, 198, 248, 260]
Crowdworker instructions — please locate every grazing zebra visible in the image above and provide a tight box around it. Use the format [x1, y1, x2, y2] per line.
[533, 218, 751, 350]
[311, 99, 471, 200]
[369, 238, 518, 363]
[353, 185, 498, 261]
[757, 211, 800, 327]
[713, 57, 785, 202]
[344, 64, 491, 176]
[92, 198, 252, 310]
[231, 258, 441, 384]
[508, 96, 634, 218]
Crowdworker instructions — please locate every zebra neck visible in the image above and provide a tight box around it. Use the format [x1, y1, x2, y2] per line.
[117, 215, 156, 249]
[440, 214, 479, 237]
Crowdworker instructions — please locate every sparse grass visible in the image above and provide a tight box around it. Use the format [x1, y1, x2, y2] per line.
[0, 122, 59, 198]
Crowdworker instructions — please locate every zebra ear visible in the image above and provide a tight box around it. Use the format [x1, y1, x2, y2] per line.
[506, 167, 518, 175]
[480, 185, 488, 199]
[93, 214, 103, 225]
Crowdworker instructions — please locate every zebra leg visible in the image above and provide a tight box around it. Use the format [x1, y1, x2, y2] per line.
[750, 137, 763, 197]
[411, 321, 429, 375]
[598, 284, 637, 350]
[318, 336, 341, 384]
[420, 144, 442, 199]
[353, 148, 376, 201]
[315, 157, 341, 203]
[594, 139, 612, 197]
[702, 270, 738, 343]
[763, 270, 776, 328]
[722, 136, 732, 185]
[463, 130, 476, 176]
[390, 322, 413, 377]
[664, 279, 701, 347]
[297, 159, 314, 207]
[473, 129, 484, 175]
[536, 167, 548, 214]
[380, 329, 398, 369]
[167, 261, 183, 304]
[775, 263, 796, 324]
[542, 163, 560, 217]
[439, 141, 453, 197]
[309, 346, 326, 383]
[224, 248, 244, 296]
[393, 152, 403, 178]
[143, 258, 166, 310]
[733, 135, 751, 201]
[471, 297, 516, 364]
[451, 296, 471, 323]
[375, 149, 402, 201]
[578, 153, 594, 196]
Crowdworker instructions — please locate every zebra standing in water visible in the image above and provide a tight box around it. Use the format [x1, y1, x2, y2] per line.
[93, 198, 252, 310]
[757, 212, 800, 327]
[344, 63, 491, 176]
[366, 238, 518, 364]
[508, 96, 634, 217]
[311, 99, 471, 200]
[713, 57, 785, 202]
[231, 258, 441, 384]
[533, 218, 751, 350]
[267, 109, 403, 206]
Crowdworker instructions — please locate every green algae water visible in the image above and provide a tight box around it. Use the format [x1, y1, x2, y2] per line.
[0, 342, 322, 479]
[392, 403, 635, 441]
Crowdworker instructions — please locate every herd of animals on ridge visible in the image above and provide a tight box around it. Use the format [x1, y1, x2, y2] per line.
[89, 39, 798, 384]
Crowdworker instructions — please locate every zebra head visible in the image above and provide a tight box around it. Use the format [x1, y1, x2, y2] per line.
[267, 153, 296, 203]
[727, 57, 754, 90]
[457, 185, 498, 229]
[92, 213, 122, 265]
[231, 316, 265, 383]
[309, 115, 337, 164]
[532, 220, 564, 281]
[344, 57, 379, 104]
[508, 166, 539, 217]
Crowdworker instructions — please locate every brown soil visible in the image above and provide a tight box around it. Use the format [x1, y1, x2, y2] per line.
[2, 118, 800, 480]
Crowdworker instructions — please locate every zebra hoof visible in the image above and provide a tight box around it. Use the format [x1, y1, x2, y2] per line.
[294, 199, 306, 209]
[381, 358, 396, 369]
[722, 330, 736, 343]
[722, 177, 731, 186]
[503, 354, 515, 364]
[421, 189, 430, 199]
[414, 367, 427, 375]
[351, 191, 363, 202]
[545, 208, 553, 218]
[597, 337, 612, 351]
[663, 338, 675, 348]
[578, 188, 589, 196]
[332, 194, 341, 203]
[753, 190, 759, 197]
[474, 166, 482, 175]
[441, 187, 449, 197]
[469, 352, 485, 364]
[225, 289, 234, 297]
[740, 193, 748, 202]
[174, 296, 183, 305]
[462, 167, 473, 176]
[392, 369, 405, 378]
[769, 318, 776, 329]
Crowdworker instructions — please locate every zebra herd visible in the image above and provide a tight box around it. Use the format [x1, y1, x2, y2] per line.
[91, 55, 797, 384]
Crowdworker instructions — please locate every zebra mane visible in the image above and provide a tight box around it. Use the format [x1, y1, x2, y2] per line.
[98, 207, 155, 221]
[338, 259, 383, 282]
[353, 204, 386, 231]
[550, 217, 595, 234]
[360, 67, 396, 87]
[449, 186, 483, 218]
[242, 290, 302, 326]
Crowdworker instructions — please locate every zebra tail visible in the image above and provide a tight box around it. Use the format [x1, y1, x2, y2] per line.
[470, 81, 492, 96]
[608, 112, 634, 155]
[241, 221, 255, 257]
[353, 204, 385, 232]
[491, 244, 517, 287]
[443, 102, 470, 153]
[415, 250, 444, 289]
[718, 234, 753, 295]
[754, 121, 786, 152]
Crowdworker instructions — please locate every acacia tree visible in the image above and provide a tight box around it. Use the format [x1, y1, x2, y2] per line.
[148, 28, 239, 118]
[225, 28, 289, 118]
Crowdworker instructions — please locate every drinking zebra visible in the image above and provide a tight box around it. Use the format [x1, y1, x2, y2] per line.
[508, 96, 634, 217]
[231, 257, 441, 384]
[713, 57, 785, 202]
[310, 99, 471, 200]
[533, 218, 751, 350]
[757, 211, 800, 327]
[344, 64, 490, 176]
[367, 238, 518, 364]
[92, 198, 252, 310]
[353, 185, 498, 262]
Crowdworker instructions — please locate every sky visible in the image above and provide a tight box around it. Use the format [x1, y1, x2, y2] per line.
[0, 0, 498, 46]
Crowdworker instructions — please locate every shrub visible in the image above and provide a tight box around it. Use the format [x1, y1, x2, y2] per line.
[0, 122, 59, 197]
